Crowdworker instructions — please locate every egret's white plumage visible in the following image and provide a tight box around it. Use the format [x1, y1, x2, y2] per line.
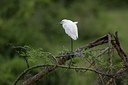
[60, 19, 78, 40]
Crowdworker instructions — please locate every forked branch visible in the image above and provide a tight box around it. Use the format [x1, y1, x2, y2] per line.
[13, 32, 128, 85]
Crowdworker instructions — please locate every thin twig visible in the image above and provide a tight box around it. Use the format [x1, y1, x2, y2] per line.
[56, 65, 114, 77]
[86, 47, 109, 70]
[108, 33, 113, 74]
[98, 74, 105, 85]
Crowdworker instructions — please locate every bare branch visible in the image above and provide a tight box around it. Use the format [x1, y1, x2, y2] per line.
[13, 64, 56, 85]
[111, 32, 128, 68]
[22, 34, 110, 85]
[56, 65, 114, 77]
[13, 32, 128, 85]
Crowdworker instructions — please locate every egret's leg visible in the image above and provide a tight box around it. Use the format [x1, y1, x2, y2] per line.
[71, 38, 73, 52]
[69, 38, 73, 67]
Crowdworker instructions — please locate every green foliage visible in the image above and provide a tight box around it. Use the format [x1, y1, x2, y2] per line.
[0, 57, 26, 85]
[26, 47, 53, 65]
[98, 0, 128, 8]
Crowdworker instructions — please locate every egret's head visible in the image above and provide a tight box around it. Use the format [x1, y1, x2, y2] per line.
[60, 19, 68, 24]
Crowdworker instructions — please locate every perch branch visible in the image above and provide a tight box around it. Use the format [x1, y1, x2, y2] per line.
[14, 32, 128, 85]
[22, 34, 110, 85]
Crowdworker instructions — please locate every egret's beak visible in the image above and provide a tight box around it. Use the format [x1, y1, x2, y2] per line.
[60, 21, 62, 24]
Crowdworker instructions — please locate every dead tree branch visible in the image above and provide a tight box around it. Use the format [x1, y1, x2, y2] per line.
[111, 32, 128, 68]
[13, 32, 128, 85]
[22, 34, 110, 85]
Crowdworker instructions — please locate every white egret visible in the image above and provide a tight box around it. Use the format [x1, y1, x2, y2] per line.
[60, 19, 78, 52]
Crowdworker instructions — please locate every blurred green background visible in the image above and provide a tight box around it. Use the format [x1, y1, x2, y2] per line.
[0, 0, 128, 85]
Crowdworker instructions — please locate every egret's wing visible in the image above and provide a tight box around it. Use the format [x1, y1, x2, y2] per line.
[63, 22, 78, 40]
